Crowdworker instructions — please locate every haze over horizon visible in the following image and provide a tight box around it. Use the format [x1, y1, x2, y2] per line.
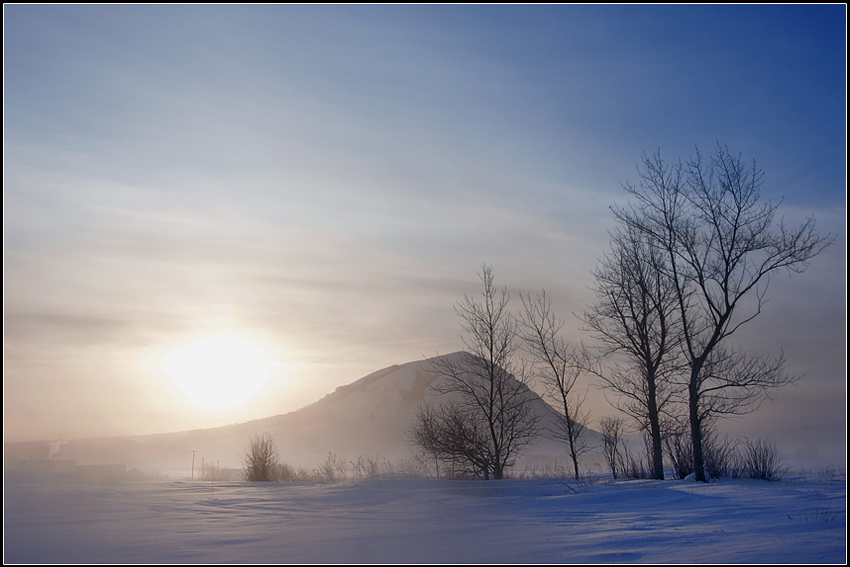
[3, 6, 845, 467]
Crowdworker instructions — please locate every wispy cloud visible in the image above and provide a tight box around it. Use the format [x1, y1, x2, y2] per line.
[4, 5, 844, 448]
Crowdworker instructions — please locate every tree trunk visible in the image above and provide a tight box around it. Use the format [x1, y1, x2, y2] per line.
[646, 374, 664, 479]
[689, 369, 706, 482]
[570, 442, 581, 480]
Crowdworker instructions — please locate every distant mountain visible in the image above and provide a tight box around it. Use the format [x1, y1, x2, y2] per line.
[5, 353, 603, 475]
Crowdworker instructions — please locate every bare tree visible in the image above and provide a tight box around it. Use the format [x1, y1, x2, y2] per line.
[519, 291, 590, 479]
[582, 223, 683, 479]
[599, 416, 627, 479]
[412, 265, 540, 480]
[243, 433, 280, 482]
[410, 402, 492, 479]
[614, 144, 833, 481]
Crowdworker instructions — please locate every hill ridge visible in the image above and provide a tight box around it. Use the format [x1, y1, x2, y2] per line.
[4, 352, 596, 473]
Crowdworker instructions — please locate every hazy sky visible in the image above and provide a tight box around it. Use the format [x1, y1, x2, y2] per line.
[4, 6, 845, 460]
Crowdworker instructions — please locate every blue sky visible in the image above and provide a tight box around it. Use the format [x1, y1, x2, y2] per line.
[4, 5, 845, 464]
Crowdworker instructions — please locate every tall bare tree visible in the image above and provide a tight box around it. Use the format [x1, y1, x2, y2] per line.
[412, 265, 540, 480]
[582, 223, 683, 479]
[614, 144, 833, 481]
[519, 291, 590, 479]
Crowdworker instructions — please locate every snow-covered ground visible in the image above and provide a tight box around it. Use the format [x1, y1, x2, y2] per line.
[4, 473, 845, 563]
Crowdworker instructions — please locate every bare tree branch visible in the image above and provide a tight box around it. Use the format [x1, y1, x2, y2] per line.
[613, 144, 832, 481]
[410, 265, 540, 480]
[518, 291, 590, 479]
[582, 221, 685, 479]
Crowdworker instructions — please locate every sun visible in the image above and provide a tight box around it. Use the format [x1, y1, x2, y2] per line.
[164, 336, 271, 409]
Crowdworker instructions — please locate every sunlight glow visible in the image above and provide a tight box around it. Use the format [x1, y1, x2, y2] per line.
[164, 336, 271, 409]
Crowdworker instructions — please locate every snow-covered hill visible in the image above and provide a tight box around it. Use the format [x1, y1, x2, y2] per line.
[5, 353, 598, 474]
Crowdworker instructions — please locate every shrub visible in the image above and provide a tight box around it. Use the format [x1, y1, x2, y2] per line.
[243, 433, 280, 482]
[201, 462, 230, 481]
[351, 455, 382, 480]
[274, 462, 304, 482]
[665, 422, 742, 480]
[315, 452, 347, 483]
[740, 437, 784, 481]
[664, 426, 693, 479]
[621, 445, 650, 479]
[703, 432, 740, 479]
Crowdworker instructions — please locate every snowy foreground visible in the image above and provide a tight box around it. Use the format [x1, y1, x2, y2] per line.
[4, 474, 845, 564]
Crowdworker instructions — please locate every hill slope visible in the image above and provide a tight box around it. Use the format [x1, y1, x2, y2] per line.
[5, 353, 600, 474]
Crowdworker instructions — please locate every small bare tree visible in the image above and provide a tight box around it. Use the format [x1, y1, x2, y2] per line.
[599, 416, 627, 479]
[243, 433, 280, 482]
[410, 402, 491, 479]
[519, 291, 590, 479]
[412, 265, 540, 480]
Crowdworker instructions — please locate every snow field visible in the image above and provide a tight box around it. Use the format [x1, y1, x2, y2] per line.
[4, 474, 845, 563]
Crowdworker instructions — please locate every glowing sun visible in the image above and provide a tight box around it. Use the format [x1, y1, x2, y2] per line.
[165, 336, 271, 409]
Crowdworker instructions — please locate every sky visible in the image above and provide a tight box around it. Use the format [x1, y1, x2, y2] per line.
[3, 6, 846, 463]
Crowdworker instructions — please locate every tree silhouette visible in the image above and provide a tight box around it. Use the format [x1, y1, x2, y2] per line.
[613, 144, 832, 481]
